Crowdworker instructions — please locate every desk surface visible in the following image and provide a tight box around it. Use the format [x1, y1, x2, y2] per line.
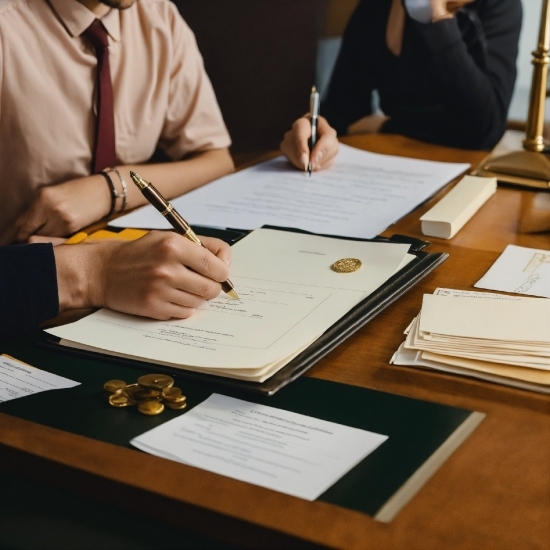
[1, 135, 549, 550]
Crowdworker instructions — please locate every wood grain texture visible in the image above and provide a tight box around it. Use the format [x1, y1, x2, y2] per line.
[1, 134, 549, 549]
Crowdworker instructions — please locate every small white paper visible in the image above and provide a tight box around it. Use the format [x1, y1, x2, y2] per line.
[475, 245, 550, 298]
[131, 394, 388, 501]
[0, 355, 80, 402]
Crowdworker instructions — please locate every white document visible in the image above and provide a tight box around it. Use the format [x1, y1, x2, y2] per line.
[419, 294, 550, 344]
[0, 354, 80, 402]
[475, 245, 550, 299]
[112, 144, 469, 239]
[47, 229, 410, 380]
[131, 393, 388, 500]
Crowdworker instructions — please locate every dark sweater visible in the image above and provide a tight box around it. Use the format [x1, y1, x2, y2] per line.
[323, 0, 522, 150]
[0, 244, 59, 340]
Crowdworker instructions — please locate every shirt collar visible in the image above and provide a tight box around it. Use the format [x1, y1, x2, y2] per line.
[47, 0, 121, 42]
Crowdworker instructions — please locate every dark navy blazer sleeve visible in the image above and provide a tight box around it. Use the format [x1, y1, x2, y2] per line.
[0, 244, 59, 340]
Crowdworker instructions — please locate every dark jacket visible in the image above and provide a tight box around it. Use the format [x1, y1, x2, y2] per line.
[323, 0, 522, 150]
[0, 244, 59, 339]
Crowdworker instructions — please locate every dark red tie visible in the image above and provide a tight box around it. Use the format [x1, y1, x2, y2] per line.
[83, 19, 116, 173]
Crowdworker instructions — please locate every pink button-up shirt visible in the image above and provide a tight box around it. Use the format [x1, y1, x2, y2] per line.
[0, 0, 231, 239]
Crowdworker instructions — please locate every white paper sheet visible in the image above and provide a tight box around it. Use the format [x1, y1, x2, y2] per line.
[0, 354, 80, 402]
[131, 393, 388, 500]
[112, 144, 469, 239]
[418, 294, 550, 344]
[475, 245, 550, 298]
[47, 230, 410, 377]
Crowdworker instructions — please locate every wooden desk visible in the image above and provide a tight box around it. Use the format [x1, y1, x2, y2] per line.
[1, 135, 549, 549]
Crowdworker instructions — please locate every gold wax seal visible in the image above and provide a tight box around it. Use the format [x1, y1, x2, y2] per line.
[330, 258, 362, 273]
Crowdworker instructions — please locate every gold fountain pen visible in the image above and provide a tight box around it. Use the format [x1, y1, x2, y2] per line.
[130, 171, 239, 300]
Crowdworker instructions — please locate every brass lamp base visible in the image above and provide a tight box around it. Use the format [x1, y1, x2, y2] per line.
[474, 150, 550, 190]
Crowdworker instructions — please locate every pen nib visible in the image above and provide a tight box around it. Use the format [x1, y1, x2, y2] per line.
[227, 290, 240, 300]
[130, 171, 150, 190]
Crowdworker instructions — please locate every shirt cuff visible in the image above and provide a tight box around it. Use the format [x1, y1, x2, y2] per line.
[0, 243, 59, 339]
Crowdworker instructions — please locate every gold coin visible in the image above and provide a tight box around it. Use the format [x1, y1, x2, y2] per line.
[137, 374, 174, 390]
[104, 380, 126, 393]
[330, 258, 362, 273]
[134, 388, 162, 400]
[122, 383, 140, 403]
[163, 394, 186, 404]
[165, 400, 187, 410]
[138, 400, 165, 416]
[162, 387, 182, 399]
[109, 394, 130, 408]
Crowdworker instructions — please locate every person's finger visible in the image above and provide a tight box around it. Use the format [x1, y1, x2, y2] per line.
[199, 236, 232, 267]
[310, 118, 338, 170]
[15, 205, 47, 243]
[153, 232, 229, 284]
[172, 267, 222, 300]
[317, 158, 335, 172]
[148, 302, 197, 321]
[164, 287, 207, 309]
[280, 117, 311, 171]
[431, 0, 452, 20]
[27, 235, 67, 245]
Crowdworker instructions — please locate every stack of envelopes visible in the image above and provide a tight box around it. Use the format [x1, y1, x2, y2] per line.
[391, 289, 550, 393]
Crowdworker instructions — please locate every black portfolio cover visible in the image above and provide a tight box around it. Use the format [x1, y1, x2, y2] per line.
[41, 228, 448, 395]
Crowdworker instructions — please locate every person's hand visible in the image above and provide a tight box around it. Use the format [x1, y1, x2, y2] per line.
[280, 116, 339, 172]
[14, 174, 111, 242]
[54, 231, 231, 320]
[430, 0, 474, 22]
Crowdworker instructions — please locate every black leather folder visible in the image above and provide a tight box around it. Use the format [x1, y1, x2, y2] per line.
[43, 227, 448, 395]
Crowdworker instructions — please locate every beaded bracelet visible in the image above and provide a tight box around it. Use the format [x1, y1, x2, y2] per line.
[102, 167, 128, 213]
[98, 170, 118, 217]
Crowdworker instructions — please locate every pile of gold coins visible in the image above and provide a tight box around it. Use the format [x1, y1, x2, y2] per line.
[104, 374, 186, 416]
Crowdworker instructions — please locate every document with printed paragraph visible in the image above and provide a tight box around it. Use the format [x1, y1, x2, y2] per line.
[131, 393, 388, 500]
[112, 144, 469, 239]
[47, 229, 411, 382]
[0, 354, 79, 402]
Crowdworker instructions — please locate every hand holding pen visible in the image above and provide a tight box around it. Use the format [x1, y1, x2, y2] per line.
[280, 88, 339, 174]
[307, 86, 320, 177]
[130, 171, 239, 300]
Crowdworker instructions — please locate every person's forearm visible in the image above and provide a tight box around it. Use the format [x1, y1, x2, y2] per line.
[114, 147, 234, 211]
[408, 3, 521, 148]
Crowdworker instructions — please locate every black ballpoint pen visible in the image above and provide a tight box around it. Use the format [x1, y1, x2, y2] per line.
[307, 85, 320, 177]
[129, 171, 239, 300]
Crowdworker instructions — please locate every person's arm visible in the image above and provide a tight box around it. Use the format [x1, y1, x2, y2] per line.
[384, 0, 522, 149]
[13, 149, 234, 243]
[280, 0, 379, 171]
[0, 244, 59, 340]
[0, 232, 231, 340]
[12, 4, 234, 243]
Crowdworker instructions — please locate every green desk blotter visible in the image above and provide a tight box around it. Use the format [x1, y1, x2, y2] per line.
[0, 332, 483, 522]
